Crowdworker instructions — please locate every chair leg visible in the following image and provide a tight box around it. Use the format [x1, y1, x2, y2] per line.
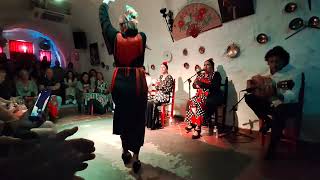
[259, 119, 266, 146]
[90, 99, 94, 115]
[261, 134, 266, 147]
[161, 105, 166, 127]
[170, 104, 174, 119]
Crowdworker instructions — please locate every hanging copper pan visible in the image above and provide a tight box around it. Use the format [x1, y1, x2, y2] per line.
[284, 2, 297, 13]
[256, 33, 269, 44]
[308, 16, 319, 27]
[289, 18, 304, 30]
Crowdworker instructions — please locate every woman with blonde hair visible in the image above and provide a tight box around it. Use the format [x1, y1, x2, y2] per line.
[100, 1, 147, 173]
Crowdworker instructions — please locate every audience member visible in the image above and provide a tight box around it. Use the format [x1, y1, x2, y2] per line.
[53, 60, 65, 83]
[64, 71, 78, 105]
[39, 68, 62, 120]
[76, 72, 92, 113]
[0, 69, 16, 100]
[89, 69, 97, 92]
[94, 72, 113, 113]
[16, 70, 38, 108]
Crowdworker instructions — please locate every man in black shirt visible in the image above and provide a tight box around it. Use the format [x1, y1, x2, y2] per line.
[0, 69, 16, 100]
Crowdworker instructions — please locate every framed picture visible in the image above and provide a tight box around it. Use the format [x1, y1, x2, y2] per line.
[218, 0, 255, 23]
[89, 42, 100, 66]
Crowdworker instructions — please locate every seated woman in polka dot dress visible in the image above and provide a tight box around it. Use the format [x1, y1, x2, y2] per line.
[185, 59, 222, 139]
[146, 62, 174, 129]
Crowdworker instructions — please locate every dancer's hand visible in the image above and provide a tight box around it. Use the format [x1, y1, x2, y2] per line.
[103, 0, 116, 5]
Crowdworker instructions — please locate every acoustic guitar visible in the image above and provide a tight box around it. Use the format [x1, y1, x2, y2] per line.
[247, 75, 295, 98]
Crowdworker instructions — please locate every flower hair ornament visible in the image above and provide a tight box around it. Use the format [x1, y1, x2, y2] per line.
[124, 5, 139, 21]
[119, 5, 139, 30]
[162, 61, 168, 69]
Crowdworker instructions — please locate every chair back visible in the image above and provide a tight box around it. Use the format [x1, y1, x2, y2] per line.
[160, 79, 176, 126]
[222, 77, 229, 106]
[169, 79, 176, 117]
[214, 77, 228, 126]
[296, 72, 305, 138]
[283, 72, 305, 141]
[260, 72, 305, 146]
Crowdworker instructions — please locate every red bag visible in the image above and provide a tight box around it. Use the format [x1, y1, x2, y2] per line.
[48, 96, 58, 119]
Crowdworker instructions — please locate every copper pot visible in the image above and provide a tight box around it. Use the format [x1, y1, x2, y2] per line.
[256, 33, 269, 44]
[289, 18, 304, 30]
[226, 43, 240, 58]
[308, 16, 319, 27]
[285, 2, 297, 13]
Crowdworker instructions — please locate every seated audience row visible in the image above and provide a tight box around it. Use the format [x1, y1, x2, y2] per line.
[0, 52, 113, 119]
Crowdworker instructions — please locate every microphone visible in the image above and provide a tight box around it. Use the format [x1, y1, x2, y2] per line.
[196, 69, 205, 74]
[240, 87, 256, 92]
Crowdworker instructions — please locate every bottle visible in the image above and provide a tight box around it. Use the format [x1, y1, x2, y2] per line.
[213, 126, 218, 138]
[169, 116, 173, 125]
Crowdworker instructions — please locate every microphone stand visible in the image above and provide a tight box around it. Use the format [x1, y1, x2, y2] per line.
[184, 72, 199, 99]
[218, 93, 255, 141]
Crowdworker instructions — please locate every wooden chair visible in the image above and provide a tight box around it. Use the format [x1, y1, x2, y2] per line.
[260, 73, 305, 150]
[160, 79, 176, 127]
[0, 120, 4, 135]
[207, 77, 228, 128]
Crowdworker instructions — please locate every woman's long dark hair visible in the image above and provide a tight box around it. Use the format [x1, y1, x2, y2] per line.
[89, 69, 97, 79]
[66, 70, 75, 81]
[206, 58, 215, 69]
[80, 72, 89, 84]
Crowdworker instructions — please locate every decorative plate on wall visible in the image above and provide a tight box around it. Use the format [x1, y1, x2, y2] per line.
[199, 46, 205, 54]
[183, 48, 188, 56]
[289, 18, 304, 30]
[284, 2, 297, 13]
[184, 62, 190, 69]
[162, 50, 173, 63]
[151, 64, 155, 70]
[256, 33, 269, 44]
[309, 16, 319, 27]
[225, 43, 240, 58]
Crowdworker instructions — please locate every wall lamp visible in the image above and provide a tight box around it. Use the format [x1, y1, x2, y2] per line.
[160, 8, 174, 42]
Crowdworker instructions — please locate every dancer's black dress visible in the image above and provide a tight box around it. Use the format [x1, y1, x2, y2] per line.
[100, 3, 148, 153]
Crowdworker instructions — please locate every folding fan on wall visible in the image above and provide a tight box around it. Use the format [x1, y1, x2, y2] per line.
[171, 3, 222, 41]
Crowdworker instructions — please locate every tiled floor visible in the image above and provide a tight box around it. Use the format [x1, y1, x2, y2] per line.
[57, 113, 320, 180]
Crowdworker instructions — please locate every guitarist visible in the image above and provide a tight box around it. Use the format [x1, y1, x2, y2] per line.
[245, 46, 301, 159]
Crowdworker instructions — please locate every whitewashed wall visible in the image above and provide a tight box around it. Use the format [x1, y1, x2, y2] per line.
[3, 0, 318, 141]
[72, 0, 320, 141]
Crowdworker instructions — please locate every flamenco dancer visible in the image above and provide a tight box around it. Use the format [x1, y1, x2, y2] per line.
[99, 1, 148, 173]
